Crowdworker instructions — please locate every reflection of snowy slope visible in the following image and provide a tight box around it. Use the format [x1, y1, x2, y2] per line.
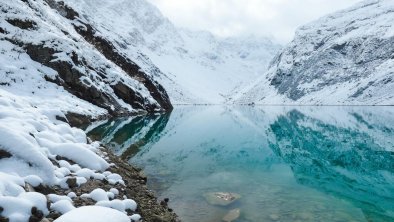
[128, 107, 284, 177]
[269, 108, 394, 220]
[293, 107, 394, 152]
[87, 114, 170, 158]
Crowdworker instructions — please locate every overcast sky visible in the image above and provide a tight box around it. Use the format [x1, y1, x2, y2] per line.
[146, 0, 362, 43]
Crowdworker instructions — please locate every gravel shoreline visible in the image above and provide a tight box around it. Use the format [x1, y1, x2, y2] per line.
[99, 147, 179, 222]
[75, 113, 179, 222]
[28, 113, 178, 222]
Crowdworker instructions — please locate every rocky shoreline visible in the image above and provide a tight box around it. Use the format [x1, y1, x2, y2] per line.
[4, 144, 179, 222]
[65, 115, 179, 222]
[0, 111, 178, 222]
[96, 147, 178, 222]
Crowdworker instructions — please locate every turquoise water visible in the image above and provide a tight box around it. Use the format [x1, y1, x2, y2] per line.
[87, 106, 394, 222]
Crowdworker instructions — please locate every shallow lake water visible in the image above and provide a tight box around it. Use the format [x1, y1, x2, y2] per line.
[87, 106, 394, 222]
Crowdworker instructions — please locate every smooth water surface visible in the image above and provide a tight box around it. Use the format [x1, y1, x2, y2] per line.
[87, 106, 394, 222]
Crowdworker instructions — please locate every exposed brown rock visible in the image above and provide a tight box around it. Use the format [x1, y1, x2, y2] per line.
[6, 19, 37, 30]
[0, 149, 11, 159]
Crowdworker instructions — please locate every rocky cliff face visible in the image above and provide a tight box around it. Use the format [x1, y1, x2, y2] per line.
[0, 0, 172, 115]
[237, 0, 394, 105]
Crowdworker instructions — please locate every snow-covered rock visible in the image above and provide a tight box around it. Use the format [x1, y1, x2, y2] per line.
[237, 0, 394, 105]
[54, 206, 131, 222]
[0, 192, 49, 221]
[0, 89, 145, 221]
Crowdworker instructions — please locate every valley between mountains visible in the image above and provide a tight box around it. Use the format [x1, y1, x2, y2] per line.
[0, 0, 393, 221]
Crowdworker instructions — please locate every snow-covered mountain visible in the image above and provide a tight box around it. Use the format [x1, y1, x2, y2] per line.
[61, 0, 281, 104]
[0, 0, 173, 116]
[235, 0, 394, 105]
[1, 0, 281, 110]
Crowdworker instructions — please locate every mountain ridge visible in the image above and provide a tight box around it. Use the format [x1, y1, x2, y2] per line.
[235, 0, 394, 105]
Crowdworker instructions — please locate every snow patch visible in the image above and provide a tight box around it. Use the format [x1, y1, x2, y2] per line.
[54, 206, 130, 222]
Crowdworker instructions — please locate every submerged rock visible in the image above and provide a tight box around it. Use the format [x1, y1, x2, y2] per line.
[269, 214, 280, 221]
[203, 192, 241, 206]
[222, 208, 241, 222]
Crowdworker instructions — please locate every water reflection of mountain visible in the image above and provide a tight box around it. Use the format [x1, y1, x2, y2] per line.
[87, 113, 171, 159]
[86, 106, 394, 221]
[269, 109, 394, 221]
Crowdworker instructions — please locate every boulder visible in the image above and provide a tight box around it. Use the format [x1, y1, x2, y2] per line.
[203, 192, 241, 206]
[222, 208, 240, 222]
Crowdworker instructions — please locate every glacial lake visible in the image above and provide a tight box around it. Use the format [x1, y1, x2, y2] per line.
[87, 106, 394, 222]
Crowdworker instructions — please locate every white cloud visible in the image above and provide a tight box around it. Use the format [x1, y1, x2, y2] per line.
[146, 0, 362, 43]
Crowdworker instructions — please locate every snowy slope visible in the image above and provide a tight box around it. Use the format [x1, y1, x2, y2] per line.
[236, 0, 394, 105]
[61, 0, 281, 104]
[1, 0, 172, 115]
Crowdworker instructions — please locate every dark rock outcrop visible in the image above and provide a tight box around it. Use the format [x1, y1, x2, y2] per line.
[5, 18, 36, 30]
[24, 43, 130, 115]
[0, 149, 12, 159]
